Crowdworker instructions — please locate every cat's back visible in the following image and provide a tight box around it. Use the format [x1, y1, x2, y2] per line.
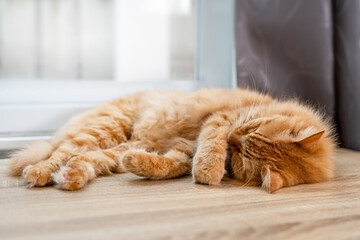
[132, 88, 272, 141]
[137, 88, 248, 120]
[140, 88, 267, 110]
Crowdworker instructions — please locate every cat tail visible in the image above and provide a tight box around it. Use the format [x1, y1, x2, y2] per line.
[8, 140, 55, 176]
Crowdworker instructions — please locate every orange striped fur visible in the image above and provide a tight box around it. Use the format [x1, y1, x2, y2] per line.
[9, 88, 335, 192]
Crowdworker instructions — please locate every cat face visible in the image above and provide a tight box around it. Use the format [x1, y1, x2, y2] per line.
[227, 114, 334, 193]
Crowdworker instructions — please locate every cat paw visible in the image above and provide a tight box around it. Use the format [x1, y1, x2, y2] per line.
[54, 162, 95, 191]
[192, 161, 224, 185]
[120, 149, 149, 177]
[22, 164, 54, 187]
[120, 149, 166, 178]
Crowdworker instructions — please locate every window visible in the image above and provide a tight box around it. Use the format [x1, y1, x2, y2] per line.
[0, 0, 235, 149]
[0, 0, 195, 81]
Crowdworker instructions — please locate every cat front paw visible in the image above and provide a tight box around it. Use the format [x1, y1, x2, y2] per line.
[192, 159, 225, 185]
[120, 149, 146, 175]
[120, 149, 166, 179]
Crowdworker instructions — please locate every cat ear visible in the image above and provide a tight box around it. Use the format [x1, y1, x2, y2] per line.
[295, 130, 325, 151]
[262, 167, 284, 193]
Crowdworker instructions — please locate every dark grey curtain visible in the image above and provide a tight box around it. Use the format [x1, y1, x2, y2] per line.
[235, 0, 360, 151]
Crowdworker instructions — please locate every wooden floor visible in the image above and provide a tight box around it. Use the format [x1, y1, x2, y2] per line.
[1, 148, 360, 240]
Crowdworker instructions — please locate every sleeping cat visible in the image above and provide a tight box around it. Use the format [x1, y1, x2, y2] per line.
[8, 88, 335, 193]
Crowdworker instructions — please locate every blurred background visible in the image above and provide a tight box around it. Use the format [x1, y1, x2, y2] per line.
[0, 0, 195, 81]
[0, 0, 359, 153]
[0, 0, 235, 153]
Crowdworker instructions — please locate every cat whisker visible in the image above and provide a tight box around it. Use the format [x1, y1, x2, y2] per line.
[225, 159, 254, 188]
[230, 156, 256, 188]
[241, 160, 255, 187]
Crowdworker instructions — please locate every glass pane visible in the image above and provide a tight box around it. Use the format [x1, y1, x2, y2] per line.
[0, 0, 195, 81]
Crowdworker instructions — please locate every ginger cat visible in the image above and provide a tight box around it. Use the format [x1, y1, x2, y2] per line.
[9, 88, 335, 193]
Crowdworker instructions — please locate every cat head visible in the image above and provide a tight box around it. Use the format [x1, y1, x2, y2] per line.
[227, 102, 335, 193]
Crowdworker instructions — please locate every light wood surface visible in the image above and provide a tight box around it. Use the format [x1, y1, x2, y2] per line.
[1, 148, 360, 240]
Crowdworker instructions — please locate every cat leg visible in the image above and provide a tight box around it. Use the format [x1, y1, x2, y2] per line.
[192, 113, 232, 185]
[54, 143, 131, 190]
[9, 109, 97, 177]
[121, 150, 191, 179]
[53, 139, 193, 190]
[23, 122, 130, 187]
[20, 96, 137, 188]
[8, 140, 55, 176]
[8, 110, 93, 177]
[120, 139, 196, 179]
[22, 141, 88, 187]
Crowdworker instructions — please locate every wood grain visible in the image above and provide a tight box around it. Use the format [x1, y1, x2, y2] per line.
[1, 148, 360, 240]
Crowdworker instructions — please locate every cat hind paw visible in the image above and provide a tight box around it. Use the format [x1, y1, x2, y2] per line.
[54, 162, 95, 191]
[22, 165, 54, 187]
